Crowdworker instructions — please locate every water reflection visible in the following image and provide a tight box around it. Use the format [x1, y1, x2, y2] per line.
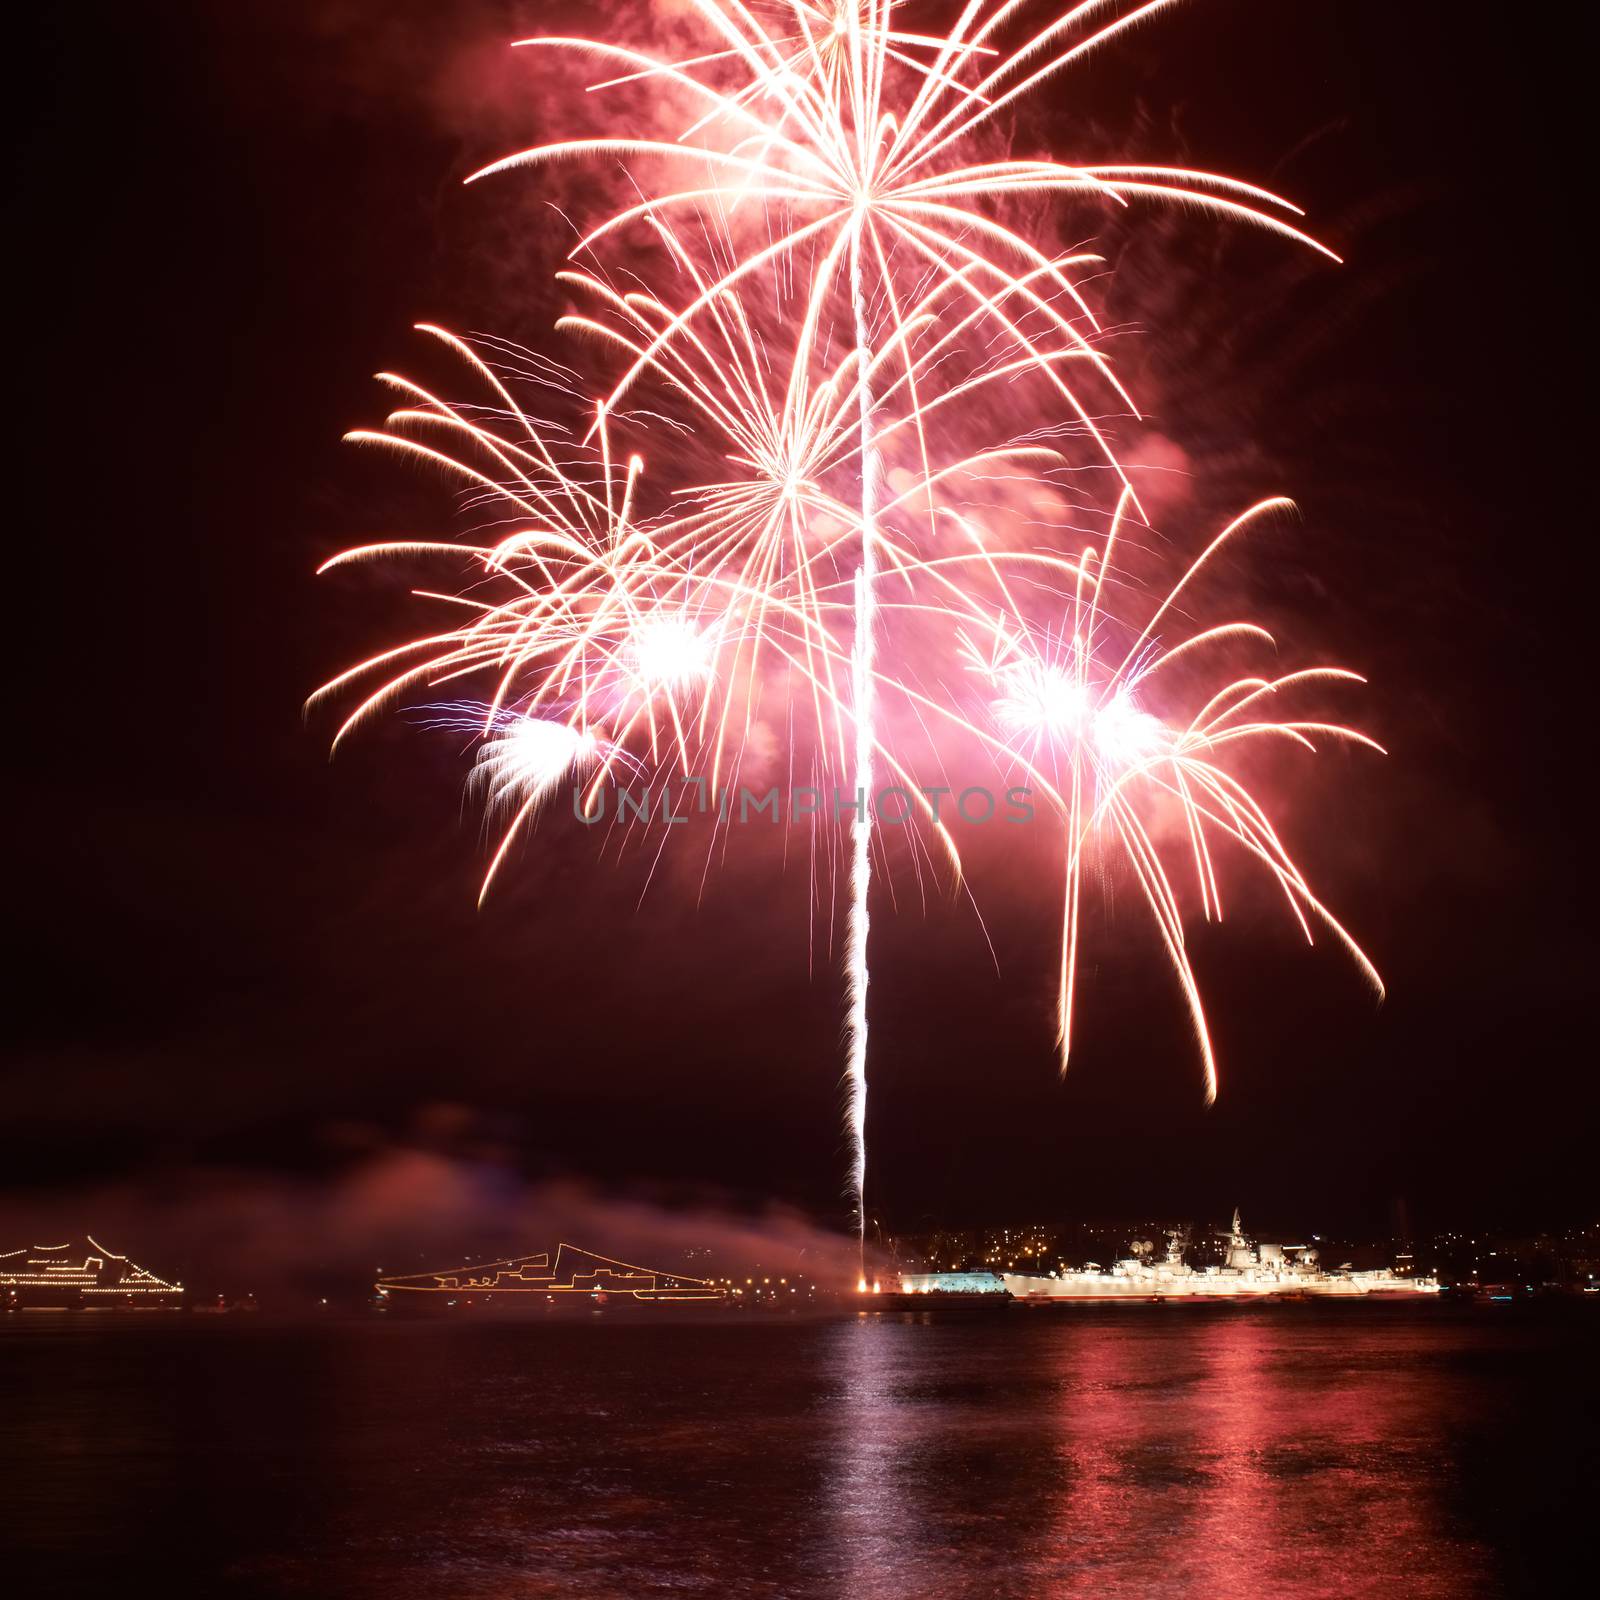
[828, 1314, 909, 1590]
[820, 1307, 1506, 1598]
[0, 1306, 1570, 1596]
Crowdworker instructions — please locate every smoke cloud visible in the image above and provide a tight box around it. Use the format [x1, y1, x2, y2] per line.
[1, 1109, 862, 1306]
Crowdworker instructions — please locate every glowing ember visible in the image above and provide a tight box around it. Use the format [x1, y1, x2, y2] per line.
[474, 717, 603, 812]
[628, 615, 716, 695]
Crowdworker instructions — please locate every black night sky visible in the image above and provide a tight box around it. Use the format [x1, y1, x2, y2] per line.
[11, 1, 1592, 1247]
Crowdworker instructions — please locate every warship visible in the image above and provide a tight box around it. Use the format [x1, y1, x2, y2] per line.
[902, 1212, 1440, 1301]
[374, 1242, 725, 1306]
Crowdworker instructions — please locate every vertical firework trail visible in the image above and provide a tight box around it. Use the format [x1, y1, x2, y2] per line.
[847, 223, 879, 1268]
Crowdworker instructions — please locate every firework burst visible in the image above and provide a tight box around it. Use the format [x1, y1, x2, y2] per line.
[463, 1, 1339, 1249]
[960, 489, 1384, 1101]
[313, 3, 1378, 1259]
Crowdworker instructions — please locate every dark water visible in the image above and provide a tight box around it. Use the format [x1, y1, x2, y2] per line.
[1, 1303, 1591, 1597]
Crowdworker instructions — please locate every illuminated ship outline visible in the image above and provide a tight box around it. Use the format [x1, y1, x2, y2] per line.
[1, 1236, 183, 1307]
[374, 1242, 725, 1303]
[904, 1211, 1441, 1301]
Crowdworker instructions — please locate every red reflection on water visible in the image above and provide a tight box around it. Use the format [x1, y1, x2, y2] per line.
[1037, 1309, 1492, 1598]
[823, 1308, 1500, 1598]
